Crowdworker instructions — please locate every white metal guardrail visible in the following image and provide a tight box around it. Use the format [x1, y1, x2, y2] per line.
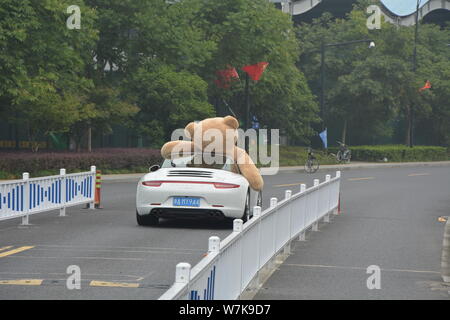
[159, 171, 341, 300]
[0, 166, 96, 224]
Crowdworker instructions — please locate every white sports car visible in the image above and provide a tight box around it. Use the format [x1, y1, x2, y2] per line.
[136, 152, 262, 226]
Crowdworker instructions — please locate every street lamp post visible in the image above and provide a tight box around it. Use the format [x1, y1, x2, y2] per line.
[410, 0, 422, 148]
[320, 39, 375, 131]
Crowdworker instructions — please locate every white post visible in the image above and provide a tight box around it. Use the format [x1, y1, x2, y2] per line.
[312, 179, 320, 231]
[254, 205, 262, 275]
[284, 190, 292, 255]
[299, 184, 307, 241]
[285, 190, 292, 200]
[208, 236, 220, 253]
[324, 174, 331, 222]
[336, 170, 341, 178]
[59, 169, 66, 217]
[270, 197, 278, 208]
[21, 173, 30, 226]
[175, 263, 191, 284]
[89, 166, 96, 209]
[300, 183, 306, 193]
[270, 197, 278, 267]
[233, 219, 243, 233]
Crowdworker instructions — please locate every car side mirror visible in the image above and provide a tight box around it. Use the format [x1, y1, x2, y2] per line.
[149, 165, 160, 172]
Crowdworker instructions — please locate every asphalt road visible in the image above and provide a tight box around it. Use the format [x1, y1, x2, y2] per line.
[0, 165, 448, 299]
[255, 166, 450, 300]
[0, 167, 329, 299]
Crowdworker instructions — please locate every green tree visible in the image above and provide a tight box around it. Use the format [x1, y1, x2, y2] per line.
[193, 0, 319, 143]
[0, 0, 98, 151]
[126, 62, 214, 147]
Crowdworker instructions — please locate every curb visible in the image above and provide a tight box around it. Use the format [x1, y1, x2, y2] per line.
[273, 161, 450, 173]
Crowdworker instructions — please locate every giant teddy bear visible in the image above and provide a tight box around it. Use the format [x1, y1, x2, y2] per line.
[161, 116, 264, 191]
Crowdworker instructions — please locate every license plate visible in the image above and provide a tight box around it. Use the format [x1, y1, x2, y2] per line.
[173, 197, 200, 207]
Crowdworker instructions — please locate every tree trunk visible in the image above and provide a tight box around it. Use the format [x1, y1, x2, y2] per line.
[341, 119, 348, 145]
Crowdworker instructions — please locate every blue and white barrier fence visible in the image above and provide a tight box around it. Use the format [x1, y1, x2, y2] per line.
[0, 166, 96, 224]
[159, 171, 341, 300]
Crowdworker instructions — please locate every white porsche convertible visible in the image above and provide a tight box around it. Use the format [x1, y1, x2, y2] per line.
[136, 152, 262, 226]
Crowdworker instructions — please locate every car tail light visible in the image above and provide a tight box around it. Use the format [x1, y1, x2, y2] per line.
[213, 182, 240, 189]
[142, 181, 162, 187]
[142, 181, 240, 188]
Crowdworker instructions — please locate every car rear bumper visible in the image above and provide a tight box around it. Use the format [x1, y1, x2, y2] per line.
[150, 207, 226, 220]
[136, 205, 243, 219]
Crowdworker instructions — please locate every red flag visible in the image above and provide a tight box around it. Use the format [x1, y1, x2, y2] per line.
[242, 62, 269, 81]
[419, 80, 431, 92]
[215, 67, 239, 88]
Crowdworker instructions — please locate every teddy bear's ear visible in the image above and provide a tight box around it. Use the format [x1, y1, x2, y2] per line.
[224, 116, 239, 129]
[184, 122, 196, 139]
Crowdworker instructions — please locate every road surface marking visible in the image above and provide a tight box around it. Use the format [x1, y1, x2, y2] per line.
[347, 177, 375, 181]
[0, 246, 34, 258]
[0, 279, 43, 286]
[0, 246, 13, 252]
[408, 173, 430, 177]
[34, 244, 203, 252]
[274, 182, 304, 188]
[284, 263, 440, 274]
[90, 280, 139, 288]
[7, 255, 145, 261]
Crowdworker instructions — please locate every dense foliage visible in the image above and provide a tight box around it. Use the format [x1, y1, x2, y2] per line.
[0, 0, 449, 152]
[0, 148, 162, 178]
[348, 145, 448, 162]
[297, 0, 450, 146]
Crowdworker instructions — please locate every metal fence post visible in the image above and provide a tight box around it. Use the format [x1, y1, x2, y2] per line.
[284, 190, 292, 255]
[233, 219, 243, 298]
[89, 166, 96, 209]
[59, 169, 66, 217]
[21, 173, 30, 226]
[324, 175, 331, 223]
[312, 179, 320, 231]
[299, 184, 307, 241]
[334, 171, 341, 215]
[253, 206, 262, 288]
[270, 197, 278, 268]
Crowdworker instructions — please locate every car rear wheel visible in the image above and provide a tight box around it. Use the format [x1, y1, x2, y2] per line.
[136, 210, 159, 226]
[241, 190, 251, 223]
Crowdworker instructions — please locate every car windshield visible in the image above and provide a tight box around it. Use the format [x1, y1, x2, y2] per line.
[161, 153, 235, 172]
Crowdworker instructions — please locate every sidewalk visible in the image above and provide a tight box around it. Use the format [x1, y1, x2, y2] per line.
[253, 165, 450, 300]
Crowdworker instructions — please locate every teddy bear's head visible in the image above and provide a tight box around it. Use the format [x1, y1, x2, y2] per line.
[184, 116, 239, 154]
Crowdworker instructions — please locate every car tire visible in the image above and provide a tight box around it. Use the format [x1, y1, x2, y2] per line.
[257, 191, 262, 208]
[136, 210, 159, 226]
[241, 190, 251, 223]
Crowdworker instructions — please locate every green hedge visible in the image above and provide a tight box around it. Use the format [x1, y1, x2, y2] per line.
[0, 148, 163, 179]
[348, 145, 449, 162]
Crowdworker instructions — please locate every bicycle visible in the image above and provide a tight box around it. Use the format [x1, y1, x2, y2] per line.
[335, 141, 351, 163]
[305, 147, 320, 174]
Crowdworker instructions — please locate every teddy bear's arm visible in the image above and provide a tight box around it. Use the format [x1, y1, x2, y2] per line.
[161, 140, 195, 159]
[234, 147, 264, 191]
